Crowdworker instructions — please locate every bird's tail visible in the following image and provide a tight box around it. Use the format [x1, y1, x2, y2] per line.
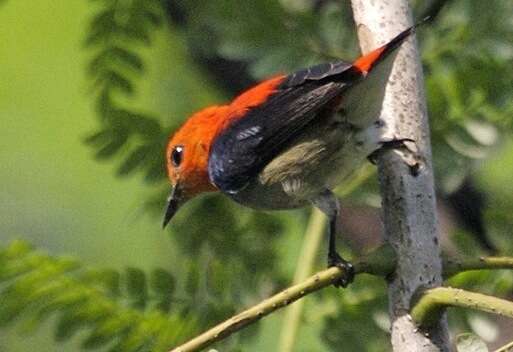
[342, 17, 430, 129]
[352, 16, 430, 75]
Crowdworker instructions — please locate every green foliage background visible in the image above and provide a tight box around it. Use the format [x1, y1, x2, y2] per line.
[1, 0, 512, 351]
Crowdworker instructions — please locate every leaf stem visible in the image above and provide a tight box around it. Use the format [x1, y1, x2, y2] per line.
[411, 287, 513, 328]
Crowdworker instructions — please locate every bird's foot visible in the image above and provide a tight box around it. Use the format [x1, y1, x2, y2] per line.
[367, 137, 421, 176]
[328, 252, 354, 288]
[367, 137, 415, 164]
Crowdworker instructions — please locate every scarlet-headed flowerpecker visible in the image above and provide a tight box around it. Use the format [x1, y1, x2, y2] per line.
[163, 23, 423, 286]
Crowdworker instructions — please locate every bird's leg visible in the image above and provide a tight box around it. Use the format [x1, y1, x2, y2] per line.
[327, 209, 355, 288]
[312, 190, 354, 288]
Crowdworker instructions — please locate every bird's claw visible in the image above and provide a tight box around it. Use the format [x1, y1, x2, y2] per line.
[367, 137, 414, 164]
[328, 252, 354, 288]
[367, 137, 421, 176]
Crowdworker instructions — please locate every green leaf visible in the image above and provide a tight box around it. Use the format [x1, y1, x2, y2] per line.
[55, 312, 90, 342]
[143, 159, 165, 184]
[130, 115, 161, 138]
[185, 263, 200, 297]
[136, 8, 163, 27]
[0, 241, 200, 349]
[32, 290, 90, 326]
[0, 250, 41, 281]
[81, 317, 122, 350]
[81, 269, 122, 297]
[96, 70, 134, 96]
[95, 134, 128, 159]
[125, 267, 148, 310]
[84, 130, 112, 146]
[0, 257, 80, 325]
[0, 240, 33, 260]
[150, 268, 175, 312]
[88, 46, 145, 76]
[117, 145, 152, 176]
[84, 0, 167, 180]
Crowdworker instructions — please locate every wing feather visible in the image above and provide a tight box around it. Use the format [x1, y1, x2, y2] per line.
[282, 60, 353, 87]
[208, 76, 354, 193]
[208, 24, 419, 194]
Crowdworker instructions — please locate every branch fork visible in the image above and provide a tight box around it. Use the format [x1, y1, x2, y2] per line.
[168, 249, 513, 352]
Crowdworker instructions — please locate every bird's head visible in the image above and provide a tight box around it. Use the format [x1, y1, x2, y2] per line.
[163, 105, 229, 228]
[162, 76, 285, 228]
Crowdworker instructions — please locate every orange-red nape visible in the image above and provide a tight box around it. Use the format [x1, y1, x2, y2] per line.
[166, 75, 286, 198]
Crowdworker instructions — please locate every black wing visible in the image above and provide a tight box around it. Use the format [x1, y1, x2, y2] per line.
[208, 60, 358, 194]
[282, 60, 352, 87]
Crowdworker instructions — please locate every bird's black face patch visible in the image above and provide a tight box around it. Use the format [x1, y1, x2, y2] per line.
[171, 145, 184, 167]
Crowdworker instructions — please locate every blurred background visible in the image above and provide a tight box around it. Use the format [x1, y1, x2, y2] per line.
[1, 1, 512, 351]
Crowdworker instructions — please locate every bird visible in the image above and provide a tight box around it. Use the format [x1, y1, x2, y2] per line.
[163, 22, 423, 287]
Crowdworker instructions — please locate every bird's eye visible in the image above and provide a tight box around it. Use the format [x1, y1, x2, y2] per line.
[171, 145, 184, 167]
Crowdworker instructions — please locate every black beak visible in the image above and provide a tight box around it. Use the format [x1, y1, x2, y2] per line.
[162, 185, 182, 229]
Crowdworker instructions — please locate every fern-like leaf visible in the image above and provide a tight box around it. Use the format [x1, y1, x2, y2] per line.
[85, 0, 167, 182]
[0, 240, 198, 351]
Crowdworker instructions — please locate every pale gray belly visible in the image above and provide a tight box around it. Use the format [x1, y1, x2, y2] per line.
[229, 118, 383, 210]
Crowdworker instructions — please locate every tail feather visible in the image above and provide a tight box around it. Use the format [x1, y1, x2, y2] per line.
[352, 16, 430, 74]
[341, 17, 430, 129]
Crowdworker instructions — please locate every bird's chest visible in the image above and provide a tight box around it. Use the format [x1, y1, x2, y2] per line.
[229, 116, 382, 210]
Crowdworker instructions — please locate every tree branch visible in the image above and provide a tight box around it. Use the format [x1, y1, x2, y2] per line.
[495, 339, 513, 352]
[170, 267, 347, 352]
[168, 245, 396, 352]
[411, 287, 513, 328]
[167, 240, 513, 352]
[349, 1, 450, 350]
[444, 256, 513, 278]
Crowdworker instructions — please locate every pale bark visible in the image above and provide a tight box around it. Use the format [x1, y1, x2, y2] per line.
[349, 1, 451, 351]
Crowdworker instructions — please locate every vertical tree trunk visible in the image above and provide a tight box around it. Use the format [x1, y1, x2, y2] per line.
[349, 1, 451, 351]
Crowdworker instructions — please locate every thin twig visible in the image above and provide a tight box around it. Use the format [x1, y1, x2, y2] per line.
[494, 339, 513, 352]
[444, 256, 513, 278]
[411, 287, 513, 328]
[170, 267, 346, 352]
[169, 249, 513, 352]
[168, 245, 396, 352]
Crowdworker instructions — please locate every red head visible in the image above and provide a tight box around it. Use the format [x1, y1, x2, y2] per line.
[162, 76, 285, 227]
[163, 105, 227, 227]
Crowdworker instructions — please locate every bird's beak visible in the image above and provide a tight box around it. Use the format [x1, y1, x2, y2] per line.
[162, 184, 183, 229]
